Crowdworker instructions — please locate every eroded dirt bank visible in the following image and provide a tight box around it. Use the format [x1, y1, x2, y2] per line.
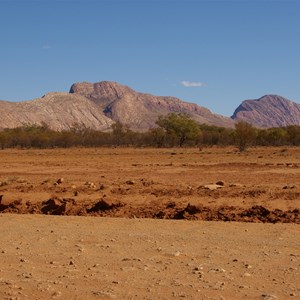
[1, 147, 300, 223]
[0, 196, 299, 223]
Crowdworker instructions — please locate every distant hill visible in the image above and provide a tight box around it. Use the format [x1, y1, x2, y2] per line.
[70, 81, 234, 130]
[1, 83, 299, 131]
[0, 81, 234, 131]
[0, 92, 113, 131]
[231, 95, 300, 128]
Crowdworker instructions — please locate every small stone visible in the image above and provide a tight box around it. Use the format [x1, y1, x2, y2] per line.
[239, 285, 249, 289]
[69, 260, 75, 265]
[216, 268, 226, 273]
[213, 281, 225, 290]
[51, 291, 62, 298]
[56, 178, 64, 184]
[210, 268, 226, 273]
[173, 251, 181, 257]
[283, 185, 296, 189]
[261, 294, 277, 300]
[202, 184, 223, 190]
[126, 180, 135, 185]
[216, 180, 225, 186]
[22, 272, 32, 278]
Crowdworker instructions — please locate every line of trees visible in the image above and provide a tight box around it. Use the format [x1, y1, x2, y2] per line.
[0, 113, 300, 150]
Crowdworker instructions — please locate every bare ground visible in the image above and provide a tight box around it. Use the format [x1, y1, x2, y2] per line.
[0, 147, 299, 299]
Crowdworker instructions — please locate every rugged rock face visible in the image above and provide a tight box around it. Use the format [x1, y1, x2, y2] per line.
[70, 81, 234, 130]
[2, 83, 299, 131]
[0, 92, 113, 131]
[232, 95, 300, 128]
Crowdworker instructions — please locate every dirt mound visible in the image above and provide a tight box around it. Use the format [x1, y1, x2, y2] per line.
[87, 199, 125, 214]
[41, 198, 76, 215]
[0, 197, 299, 223]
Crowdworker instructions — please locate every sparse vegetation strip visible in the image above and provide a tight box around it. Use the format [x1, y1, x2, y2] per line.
[0, 113, 300, 150]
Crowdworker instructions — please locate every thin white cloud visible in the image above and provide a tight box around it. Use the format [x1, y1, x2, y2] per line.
[181, 81, 207, 87]
[42, 44, 52, 49]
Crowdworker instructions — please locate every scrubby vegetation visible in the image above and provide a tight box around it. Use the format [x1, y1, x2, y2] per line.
[0, 113, 300, 150]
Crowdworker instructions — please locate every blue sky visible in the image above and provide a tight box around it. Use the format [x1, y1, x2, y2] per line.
[1, 0, 299, 116]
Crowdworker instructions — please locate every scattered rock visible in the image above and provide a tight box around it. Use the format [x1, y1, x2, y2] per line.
[87, 199, 125, 213]
[216, 180, 225, 186]
[99, 184, 106, 190]
[283, 185, 296, 189]
[56, 178, 64, 184]
[41, 198, 75, 215]
[261, 294, 278, 300]
[201, 184, 224, 190]
[126, 180, 135, 185]
[85, 181, 96, 189]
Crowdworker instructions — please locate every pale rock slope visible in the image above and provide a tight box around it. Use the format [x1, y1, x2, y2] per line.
[70, 81, 234, 130]
[0, 92, 113, 131]
[232, 95, 300, 128]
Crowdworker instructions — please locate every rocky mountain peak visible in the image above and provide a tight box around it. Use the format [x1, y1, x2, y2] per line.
[69, 81, 234, 130]
[231, 94, 300, 128]
[69, 81, 134, 107]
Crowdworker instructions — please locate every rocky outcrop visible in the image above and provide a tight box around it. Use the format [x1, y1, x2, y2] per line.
[0, 92, 113, 131]
[2, 84, 299, 131]
[70, 81, 234, 130]
[232, 95, 300, 128]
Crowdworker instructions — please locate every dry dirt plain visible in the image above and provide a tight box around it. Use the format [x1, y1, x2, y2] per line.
[0, 146, 299, 299]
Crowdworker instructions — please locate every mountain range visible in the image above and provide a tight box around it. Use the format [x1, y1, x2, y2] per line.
[0, 81, 299, 131]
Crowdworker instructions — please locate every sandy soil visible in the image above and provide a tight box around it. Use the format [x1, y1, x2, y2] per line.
[0, 147, 299, 299]
[0, 215, 299, 300]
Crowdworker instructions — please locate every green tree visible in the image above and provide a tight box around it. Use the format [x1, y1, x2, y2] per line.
[156, 113, 201, 147]
[266, 128, 287, 146]
[234, 121, 257, 151]
[111, 121, 126, 146]
[286, 125, 300, 146]
[147, 127, 166, 147]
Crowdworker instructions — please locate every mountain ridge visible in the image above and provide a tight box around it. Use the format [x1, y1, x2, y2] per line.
[70, 81, 234, 130]
[0, 92, 113, 131]
[1, 82, 299, 131]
